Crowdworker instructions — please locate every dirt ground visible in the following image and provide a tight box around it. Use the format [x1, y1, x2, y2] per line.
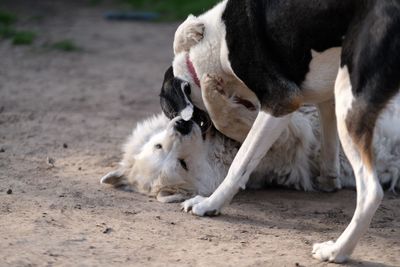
[0, 1, 399, 266]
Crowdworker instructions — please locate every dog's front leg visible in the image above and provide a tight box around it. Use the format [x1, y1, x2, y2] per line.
[201, 74, 256, 143]
[182, 111, 291, 216]
[315, 99, 341, 192]
[173, 15, 205, 55]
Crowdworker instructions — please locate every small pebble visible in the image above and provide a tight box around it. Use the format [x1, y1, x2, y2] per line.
[63, 143, 68, 148]
[6, 189, 12, 194]
[0, 148, 5, 153]
[47, 157, 55, 168]
[103, 227, 112, 234]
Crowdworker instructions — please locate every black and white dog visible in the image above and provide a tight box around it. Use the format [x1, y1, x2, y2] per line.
[160, 0, 400, 263]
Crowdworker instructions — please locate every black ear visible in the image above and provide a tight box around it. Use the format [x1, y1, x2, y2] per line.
[160, 66, 192, 120]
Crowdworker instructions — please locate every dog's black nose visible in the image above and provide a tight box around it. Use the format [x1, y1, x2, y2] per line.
[174, 119, 193, 135]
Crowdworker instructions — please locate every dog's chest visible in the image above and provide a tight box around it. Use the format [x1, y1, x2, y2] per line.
[301, 47, 342, 104]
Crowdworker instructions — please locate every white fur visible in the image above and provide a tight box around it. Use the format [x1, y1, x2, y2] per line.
[102, 110, 322, 201]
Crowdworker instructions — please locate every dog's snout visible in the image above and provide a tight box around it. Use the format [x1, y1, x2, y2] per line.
[174, 119, 193, 135]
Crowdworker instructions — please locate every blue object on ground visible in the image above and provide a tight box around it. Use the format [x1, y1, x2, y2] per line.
[105, 11, 160, 21]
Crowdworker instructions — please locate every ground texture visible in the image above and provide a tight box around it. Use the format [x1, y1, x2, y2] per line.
[0, 1, 399, 266]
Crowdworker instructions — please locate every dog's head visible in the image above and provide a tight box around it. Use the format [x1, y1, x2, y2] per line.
[160, 66, 211, 134]
[100, 114, 207, 203]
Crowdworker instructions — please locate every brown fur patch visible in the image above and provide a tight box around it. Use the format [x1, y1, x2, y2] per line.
[263, 95, 303, 117]
[345, 101, 379, 172]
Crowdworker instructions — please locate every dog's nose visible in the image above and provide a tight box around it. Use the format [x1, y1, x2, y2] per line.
[174, 119, 193, 135]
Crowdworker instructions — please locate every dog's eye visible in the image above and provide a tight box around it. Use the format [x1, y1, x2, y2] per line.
[155, 144, 162, 149]
[178, 159, 188, 171]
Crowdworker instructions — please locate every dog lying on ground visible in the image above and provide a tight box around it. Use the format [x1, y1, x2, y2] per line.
[157, 0, 400, 262]
[101, 96, 400, 202]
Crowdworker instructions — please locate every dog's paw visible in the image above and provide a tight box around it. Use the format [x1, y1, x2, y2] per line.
[174, 17, 205, 53]
[315, 175, 342, 192]
[181, 195, 221, 216]
[202, 74, 226, 96]
[184, 21, 205, 44]
[312, 241, 348, 263]
[181, 195, 206, 212]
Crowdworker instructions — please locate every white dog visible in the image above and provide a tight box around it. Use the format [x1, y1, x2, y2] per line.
[101, 100, 400, 203]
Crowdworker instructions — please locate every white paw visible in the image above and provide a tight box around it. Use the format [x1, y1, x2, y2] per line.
[174, 18, 205, 53]
[312, 241, 348, 263]
[181, 195, 221, 216]
[183, 21, 205, 44]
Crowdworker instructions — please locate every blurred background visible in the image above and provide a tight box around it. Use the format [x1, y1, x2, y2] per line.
[0, 0, 219, 47]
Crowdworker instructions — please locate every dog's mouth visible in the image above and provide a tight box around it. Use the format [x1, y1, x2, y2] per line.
[172, 109, 211, 139]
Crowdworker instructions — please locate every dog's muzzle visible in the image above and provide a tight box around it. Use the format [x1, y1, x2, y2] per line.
[174, 119, 193, 135]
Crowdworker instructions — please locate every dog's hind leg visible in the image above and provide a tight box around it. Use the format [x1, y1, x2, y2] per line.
[313, 3, 400, 261]
[315, 100, 341, 192]
[313, 66, 384, 262]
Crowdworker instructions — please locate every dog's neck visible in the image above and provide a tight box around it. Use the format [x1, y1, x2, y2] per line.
[185, 54, 201, 88]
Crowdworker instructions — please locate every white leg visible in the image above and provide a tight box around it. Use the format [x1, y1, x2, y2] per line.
[315, 100, 341, 192]
[182, 111, 291, 216]
[201, 74, 256, 143]
[312, 66, 384, 263]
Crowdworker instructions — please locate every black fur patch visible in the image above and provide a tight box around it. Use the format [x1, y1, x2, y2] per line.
[160, 66, 213, 134]
[341, 1, 400, 105]
[160, 66, 189, 119]
[222, 0, 357, 115]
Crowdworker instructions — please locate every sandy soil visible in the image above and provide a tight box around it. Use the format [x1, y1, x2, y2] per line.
[0, 1, 399, 266]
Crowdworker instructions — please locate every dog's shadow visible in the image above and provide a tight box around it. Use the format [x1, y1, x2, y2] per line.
[203, 188, 398, 267]
[215, 188, 398, 231]
[211, 188, 358, 231]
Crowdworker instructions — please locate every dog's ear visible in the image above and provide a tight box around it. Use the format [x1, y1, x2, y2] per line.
[160, 66, 193, 120]
[156, 189, 188, 203]
[160, 66, 178, 119]
[100, 169, 127, 187]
